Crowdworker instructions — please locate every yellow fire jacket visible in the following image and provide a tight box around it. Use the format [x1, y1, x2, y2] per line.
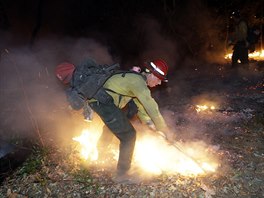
[102, 72, 168, 131]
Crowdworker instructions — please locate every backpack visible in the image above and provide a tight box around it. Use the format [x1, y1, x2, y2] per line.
[66, 58, 120, 110]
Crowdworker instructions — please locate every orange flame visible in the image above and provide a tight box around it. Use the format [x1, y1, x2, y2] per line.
[134, 136, 211, 176]
[195, 105, 215, 113]
[73, 128, 219, 177]
[225, 49, 264, 60]
[72, 129, 101, 161]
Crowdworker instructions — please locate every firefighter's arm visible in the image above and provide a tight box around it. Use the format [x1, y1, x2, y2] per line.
[133, 98, 151, 122]
[131, 98, 157, 130]
[129, 79, 168, 131]
[134, 97, 172, 139]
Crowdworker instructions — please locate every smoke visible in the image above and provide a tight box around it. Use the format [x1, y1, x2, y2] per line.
[0, 35, 115, 145]
[0, 11, 184, 147]
[135, 17, 179, 70]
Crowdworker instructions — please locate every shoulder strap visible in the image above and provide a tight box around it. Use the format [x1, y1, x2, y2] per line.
[113, 70, 146, 80]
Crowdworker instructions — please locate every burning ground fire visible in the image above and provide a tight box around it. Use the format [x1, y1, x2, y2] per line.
[193, 99, 218, 114]
[225, 49, 264, 61]
[195, 104, 215, 113]
[73, 124, 219, 177]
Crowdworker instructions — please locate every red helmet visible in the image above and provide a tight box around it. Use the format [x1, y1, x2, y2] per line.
[55, 62, 75, 84]
[144, 59, 168, 81]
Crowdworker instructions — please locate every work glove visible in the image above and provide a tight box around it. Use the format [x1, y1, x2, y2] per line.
[146, 120, 156, 131]
[146, 121, 175, 144]
[157, 130, 167, 139]
[156, 130, 175, 144]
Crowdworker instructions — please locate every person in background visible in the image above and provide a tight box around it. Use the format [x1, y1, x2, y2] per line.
[229, 10, 249, 68]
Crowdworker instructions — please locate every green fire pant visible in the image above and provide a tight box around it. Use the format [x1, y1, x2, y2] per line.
[232, 41, 249, 67]
[90, 101, 136, 175]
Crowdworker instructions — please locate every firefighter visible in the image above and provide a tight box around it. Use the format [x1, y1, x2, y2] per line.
[229, 10, 249, 67]
[90, 59, 170, 183]
[56, 59, 171, 184]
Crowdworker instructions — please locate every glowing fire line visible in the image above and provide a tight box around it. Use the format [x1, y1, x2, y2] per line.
[73, 129, 219, 177]
[225, 49, 264, 60]
[195, 105, 215, 113]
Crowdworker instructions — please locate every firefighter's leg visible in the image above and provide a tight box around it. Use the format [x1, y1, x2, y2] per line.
[115, 127, 136, 175]
[90, 102, 136, 175]
[231, 46, 239, 67]
[240, 47, 249, 67]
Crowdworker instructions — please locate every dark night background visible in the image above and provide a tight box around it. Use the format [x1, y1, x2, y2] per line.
[1, 0, 263, 67]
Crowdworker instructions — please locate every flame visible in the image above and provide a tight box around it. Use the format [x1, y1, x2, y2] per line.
[73, 128, 219, 177]
[225, 49, 264, 60]
[72, 129, 101, 161]
[196, 104, 215, 113]
[134, 135, 216, 176]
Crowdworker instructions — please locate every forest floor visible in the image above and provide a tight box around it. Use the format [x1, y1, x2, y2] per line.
[0, 59, 264, 198]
